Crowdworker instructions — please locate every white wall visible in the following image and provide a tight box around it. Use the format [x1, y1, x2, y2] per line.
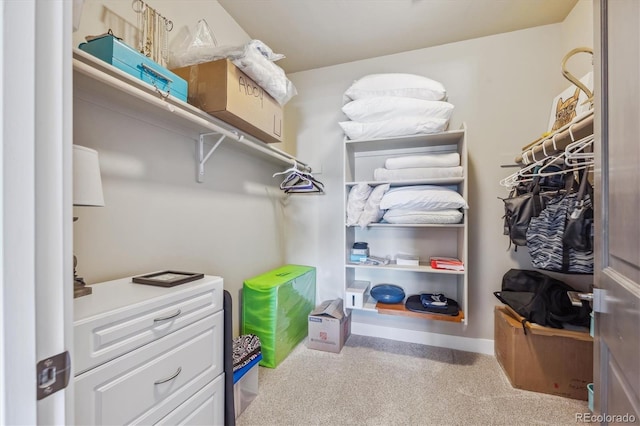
[73, 0, 286, 337]
[561, 0, 594, 80]
[285, 3, 594, 345]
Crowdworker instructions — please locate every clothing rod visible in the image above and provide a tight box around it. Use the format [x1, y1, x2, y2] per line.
[73, 58, 310, 172]
[516, 111, 594, 164]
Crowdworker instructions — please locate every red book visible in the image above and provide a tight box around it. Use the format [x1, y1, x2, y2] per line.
[430, 257, 464, 271]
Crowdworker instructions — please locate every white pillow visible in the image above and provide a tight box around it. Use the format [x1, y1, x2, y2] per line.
[346, 183, 372, 226]
[344, 73, 446, 102]
[339, 117, 449, 140]
[383, 209, 463, 224]
[379, 185, 468, 211]
[358, 184, 390, 228]
[342, 97, 454, 123]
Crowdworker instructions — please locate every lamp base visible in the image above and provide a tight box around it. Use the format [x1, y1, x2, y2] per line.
[74, 277, 92, 298]
[73, 253, 92, 298]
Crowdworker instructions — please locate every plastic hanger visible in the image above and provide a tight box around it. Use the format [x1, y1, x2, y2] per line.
[273, 161, 325, 194]
[564, 134, 594, 166]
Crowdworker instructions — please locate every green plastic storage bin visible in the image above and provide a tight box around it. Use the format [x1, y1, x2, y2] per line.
[242, 265, 316, 368]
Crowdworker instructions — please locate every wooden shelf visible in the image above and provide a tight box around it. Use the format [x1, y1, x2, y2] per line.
[346, 262, 465, 274]
[516, 110, 594, 164]
[376, 301, 465, 322]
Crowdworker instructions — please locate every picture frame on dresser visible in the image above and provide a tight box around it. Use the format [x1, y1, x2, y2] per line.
[132, 270, 205, 287]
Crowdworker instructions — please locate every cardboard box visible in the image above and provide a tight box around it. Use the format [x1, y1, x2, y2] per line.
[308, 299, 351, 353]
[172, 59, 283, 143]
[494, 306, 593, 400]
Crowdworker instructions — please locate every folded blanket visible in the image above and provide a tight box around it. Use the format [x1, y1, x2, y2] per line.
[383, 209, 463, 224]
[385, 153, 460, 170]
[374, 166, 463, 181]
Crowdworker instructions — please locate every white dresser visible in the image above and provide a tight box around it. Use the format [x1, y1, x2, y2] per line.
[73, 275, 225, 425]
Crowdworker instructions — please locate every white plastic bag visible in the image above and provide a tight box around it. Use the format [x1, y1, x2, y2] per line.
[169, 20, 243, 68]
[231, 40, 297, 105]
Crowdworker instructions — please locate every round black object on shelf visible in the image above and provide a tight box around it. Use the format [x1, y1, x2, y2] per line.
[370, 284, 405, 304]
[405, 295, 460, 316]
[353, 242, 369, 249]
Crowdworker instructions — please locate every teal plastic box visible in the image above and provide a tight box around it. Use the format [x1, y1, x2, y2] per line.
[242, 265, 316, 368]
[79, 35, 187, 102]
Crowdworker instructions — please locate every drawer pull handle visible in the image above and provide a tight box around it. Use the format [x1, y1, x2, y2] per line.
[154, 367, 182, 385]
[153, 309, 181, 323]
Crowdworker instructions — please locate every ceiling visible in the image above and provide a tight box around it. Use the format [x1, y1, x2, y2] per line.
[217, 0, 579, 74]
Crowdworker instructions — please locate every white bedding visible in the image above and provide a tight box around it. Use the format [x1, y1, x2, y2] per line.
[342, 97, 454, 123]
[385, 153, 460, 170]
[346, 183, 372, 226]
[383, 209, 463, 224]
[343, 73, 447, 103]
[373, 166, 463, 181]
[379, 185, 468, 211]
[358, 184, 390, 228]
[339, 117, 449, 140]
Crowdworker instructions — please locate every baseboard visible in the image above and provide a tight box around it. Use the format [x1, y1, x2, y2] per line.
[351, 321, 495, 355]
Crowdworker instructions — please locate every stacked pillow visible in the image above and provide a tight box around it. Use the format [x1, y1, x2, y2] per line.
[340, 73, 454, 140]
[347, 184, 467, 226]
[380, 185, 467, 225]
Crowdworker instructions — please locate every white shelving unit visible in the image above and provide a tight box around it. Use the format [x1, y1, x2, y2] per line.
[343, 126, 469, 324]
[72, 48, 310, 181]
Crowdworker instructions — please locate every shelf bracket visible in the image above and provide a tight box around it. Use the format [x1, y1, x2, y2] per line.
[197, 132, 227, 183]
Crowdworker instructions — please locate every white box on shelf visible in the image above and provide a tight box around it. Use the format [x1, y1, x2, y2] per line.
[345, 280, 370, 309]
[396, 254, 420, 266]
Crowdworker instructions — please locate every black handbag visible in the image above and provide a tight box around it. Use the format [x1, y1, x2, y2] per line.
[526, 169, 593, 274]
[501, 170, 568, 248]
[501, 178, 550, 247]
[563, 168, 594, 252]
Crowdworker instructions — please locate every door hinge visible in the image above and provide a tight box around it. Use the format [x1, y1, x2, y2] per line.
[36, 351, 70, 400]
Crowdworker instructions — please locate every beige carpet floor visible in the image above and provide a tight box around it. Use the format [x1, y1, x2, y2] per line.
[236, 335, 589, 426]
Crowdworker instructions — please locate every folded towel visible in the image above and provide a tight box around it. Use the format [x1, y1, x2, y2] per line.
[374, 166, 463, 181]
[385, 153, 460, 169]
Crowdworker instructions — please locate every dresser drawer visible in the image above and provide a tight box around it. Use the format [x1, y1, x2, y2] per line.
[74, 276, 223, 374]
[156, 373, 224, 425]
[75, 311, 223, 425]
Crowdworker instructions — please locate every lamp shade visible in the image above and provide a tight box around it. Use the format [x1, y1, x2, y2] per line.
[73, 145, 104, 207]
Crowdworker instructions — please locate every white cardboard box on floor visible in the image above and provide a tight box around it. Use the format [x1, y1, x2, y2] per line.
[307, 298, 351, 353]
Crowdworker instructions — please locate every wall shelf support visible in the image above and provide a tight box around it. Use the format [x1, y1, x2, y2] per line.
[198, 133, 226, 183]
